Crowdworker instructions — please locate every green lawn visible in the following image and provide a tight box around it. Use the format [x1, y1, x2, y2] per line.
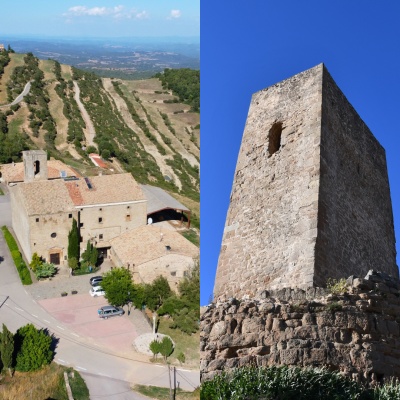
[133, 384, 200, 399]
[157, 317, 199, 368]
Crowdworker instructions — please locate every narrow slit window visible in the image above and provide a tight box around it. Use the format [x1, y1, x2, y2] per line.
[268, 122, 283, 157]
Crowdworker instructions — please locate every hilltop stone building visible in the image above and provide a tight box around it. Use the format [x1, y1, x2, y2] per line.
[110, 225, 198, 290]
[214, 64, 398, 300]
[5, 150, 197, 285]
[10, 151, 146, 266]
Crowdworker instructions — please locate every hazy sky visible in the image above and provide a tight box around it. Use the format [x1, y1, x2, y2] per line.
[201, 1, 400, 304]
[0, 1, 199, 38]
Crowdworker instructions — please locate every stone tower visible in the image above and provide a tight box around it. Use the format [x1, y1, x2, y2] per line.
[23, 150, 48, 182]
[214, 63, 398, 300]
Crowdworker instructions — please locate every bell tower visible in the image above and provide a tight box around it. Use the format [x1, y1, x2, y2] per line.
[23, 150, 48, 182]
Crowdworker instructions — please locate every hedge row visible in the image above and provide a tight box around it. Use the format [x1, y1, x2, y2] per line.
[1, 226, 32, 285]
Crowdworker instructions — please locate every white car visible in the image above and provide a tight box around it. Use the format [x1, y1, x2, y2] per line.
[90, 286, 105, 297]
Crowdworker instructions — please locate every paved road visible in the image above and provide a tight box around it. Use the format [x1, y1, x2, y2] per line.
[0, 81, 32, 108]
[0, 192, 200, 396]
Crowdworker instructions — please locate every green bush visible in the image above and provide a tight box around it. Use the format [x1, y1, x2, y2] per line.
[35, 262, 56, 279]
[327, 278, 348, 295]
[15, 324, 53, 372]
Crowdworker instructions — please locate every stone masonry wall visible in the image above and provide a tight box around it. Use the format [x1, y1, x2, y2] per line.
[314, 67, 398, 284]
[201, 270, 400, 386]
[214, 64, 324, 299]
[213, 64, 398, 300]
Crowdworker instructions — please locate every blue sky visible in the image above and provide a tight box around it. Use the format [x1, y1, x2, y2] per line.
[201, 1, 400, 305]
[0, 1, 199, 38]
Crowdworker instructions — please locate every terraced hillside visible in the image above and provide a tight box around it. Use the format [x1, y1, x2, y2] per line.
[0, 51, 199, 230]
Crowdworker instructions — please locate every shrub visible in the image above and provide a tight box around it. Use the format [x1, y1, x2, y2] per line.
[30, 252, 43, 272]
[177, 351, 185, 365]
[68, 257, 79, 270]
[326, 278, 348, 295]
[201, 366, 366, 400]
[2, 226, 32, 285]
[15, 324, 53, 372]
[35, 262, 56, 279]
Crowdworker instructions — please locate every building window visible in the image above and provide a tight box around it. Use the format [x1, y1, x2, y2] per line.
[98, 217, 103, 223]
[36, 218, 39, 222]
[69, 213, 72, 218]
[51, 232, 57, 238]
[79, 222, 84, 228]
[99, 234, 103, 240]
[268, 122, 283, 157]
[99, 208, 102, 211]
[127, 206, 130, 209]
[170, 271, 176, 276]
[126, 214, 131, 221]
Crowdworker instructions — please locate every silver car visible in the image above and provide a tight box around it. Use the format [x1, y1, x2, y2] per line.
[97, 305, 124, 319]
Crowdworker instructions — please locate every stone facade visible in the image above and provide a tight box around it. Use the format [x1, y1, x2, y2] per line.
[214, 64, 397, 300]
[109, 225, 199, 290]
[10, 151, 147, 267]
[201, 270, 400, 386]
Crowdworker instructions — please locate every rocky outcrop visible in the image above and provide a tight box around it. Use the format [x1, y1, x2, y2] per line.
[201, 270, 400, 386]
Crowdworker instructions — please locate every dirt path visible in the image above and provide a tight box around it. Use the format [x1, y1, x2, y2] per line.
[102, 78, 182, 189]
[47, 81, 69, 150]
[73, 80, 96, 147]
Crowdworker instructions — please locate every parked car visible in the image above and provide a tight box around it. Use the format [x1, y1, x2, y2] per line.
[90, 286, 105, 297]
[97, 305, 124, 319]
[90, 276, 103, 286]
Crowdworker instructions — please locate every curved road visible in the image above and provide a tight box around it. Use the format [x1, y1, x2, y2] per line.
[0, 190, 199, 397]
[0, 81, 31, 108]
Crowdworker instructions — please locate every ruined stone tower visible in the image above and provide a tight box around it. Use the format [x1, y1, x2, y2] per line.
[23, 150, 48, 182]
[214, 63, 397, 300]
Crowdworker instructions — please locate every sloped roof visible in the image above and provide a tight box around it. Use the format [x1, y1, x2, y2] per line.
[66, 173, 145, 206]
[16, 173, 145, 215]
[140, 184, 189, 214]
[17, 180, 75, 215]
[110, 225, 198, 266]
[0, 160, 80, 184]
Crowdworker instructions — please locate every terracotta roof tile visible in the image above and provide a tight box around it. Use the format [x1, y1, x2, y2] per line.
[110, 225, 198, 266]
[14, 172, 145, 215]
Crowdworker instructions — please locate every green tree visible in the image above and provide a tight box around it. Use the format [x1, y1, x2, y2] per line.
[178, 260, 199, 307]
[101, 267, 135, 307]
[169, 307, 199, 334]
[68, 257, 79, 271]
[0, 324, 14, 377]
[143, 276, 172, 311]
[68, 219, 80, 261]
[149, 339, 161, 361]
[159, 336, 174, 363]
[15, 324, 53, 372]
[82, 240, 98, 267]
[30, 252, 43, 272]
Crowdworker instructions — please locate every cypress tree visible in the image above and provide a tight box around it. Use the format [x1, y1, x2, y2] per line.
[1, 323, 14, 377]
[68, 218, 80, 261]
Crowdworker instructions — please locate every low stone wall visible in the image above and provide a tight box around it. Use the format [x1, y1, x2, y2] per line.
[200, 270, 400, 386]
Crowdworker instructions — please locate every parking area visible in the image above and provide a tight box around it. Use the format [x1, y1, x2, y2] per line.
[38, 293, 147, 356]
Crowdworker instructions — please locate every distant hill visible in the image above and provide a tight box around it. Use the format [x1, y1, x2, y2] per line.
[0, 50, 199, 226]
